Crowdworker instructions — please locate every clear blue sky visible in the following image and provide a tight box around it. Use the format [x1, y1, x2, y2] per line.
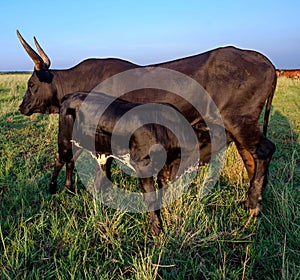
[1, 0, 299, 71]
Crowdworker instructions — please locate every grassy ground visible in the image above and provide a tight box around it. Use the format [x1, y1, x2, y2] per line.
[0, 73, 299, 279]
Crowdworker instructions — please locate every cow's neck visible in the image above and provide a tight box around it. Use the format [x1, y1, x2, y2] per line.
[53, 69, 101, 102]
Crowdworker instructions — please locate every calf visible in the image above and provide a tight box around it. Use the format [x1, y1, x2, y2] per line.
[50, 91, 204, 235]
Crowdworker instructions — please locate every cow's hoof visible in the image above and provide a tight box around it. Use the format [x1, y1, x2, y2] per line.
[249, 204, 262, 217]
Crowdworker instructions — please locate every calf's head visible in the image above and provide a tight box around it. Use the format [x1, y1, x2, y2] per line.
[17, 30, 59, 115]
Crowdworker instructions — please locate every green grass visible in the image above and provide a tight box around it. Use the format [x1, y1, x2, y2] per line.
[0, 73, 299, 279]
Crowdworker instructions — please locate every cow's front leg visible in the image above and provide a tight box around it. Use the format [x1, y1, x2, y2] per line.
[139, 177, 162, 235]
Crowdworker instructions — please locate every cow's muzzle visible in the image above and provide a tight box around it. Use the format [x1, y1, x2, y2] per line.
[19, 105, 33, 116]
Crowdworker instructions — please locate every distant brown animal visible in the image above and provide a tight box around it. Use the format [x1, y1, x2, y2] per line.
[276, 69, 300, 79]
[275, 69, 281, 77]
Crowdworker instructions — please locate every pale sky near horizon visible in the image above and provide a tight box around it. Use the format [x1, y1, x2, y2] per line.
[0, 0, 299, 71]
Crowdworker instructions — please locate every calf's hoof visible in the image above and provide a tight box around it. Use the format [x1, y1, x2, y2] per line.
[151, 223, 163, 236]
[149, 215, 163, 236]
[245, 194, 263, 217]
[64, 184, 76, 195]
[49, 182, 57, 194]
[65, 184, 74, 191]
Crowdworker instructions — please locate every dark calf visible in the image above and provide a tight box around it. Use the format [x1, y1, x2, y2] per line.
[50, 92, 201, 235]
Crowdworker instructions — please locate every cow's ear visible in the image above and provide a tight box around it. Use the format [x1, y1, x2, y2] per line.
[36, 70, 53, 83]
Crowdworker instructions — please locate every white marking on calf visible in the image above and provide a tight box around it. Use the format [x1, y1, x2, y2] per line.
[71, 140, 136, 171]
[71, 140, 199, 183]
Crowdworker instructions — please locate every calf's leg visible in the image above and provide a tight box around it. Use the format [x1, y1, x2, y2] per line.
[103, 157, 113, 182]
[140, 177, 162, 235]
[49, 148, 80, 194]
[49, 153, 65, 194]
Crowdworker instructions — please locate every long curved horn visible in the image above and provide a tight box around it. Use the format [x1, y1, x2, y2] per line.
[16, 30, 45, 71]
[34, 36, 51, 69]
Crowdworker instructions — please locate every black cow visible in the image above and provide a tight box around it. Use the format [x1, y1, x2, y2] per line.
[52, 91, 203, 234]
[17, 30, 276, 216]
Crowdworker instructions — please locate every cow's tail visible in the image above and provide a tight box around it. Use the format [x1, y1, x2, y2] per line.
[263, 72, 277, 136]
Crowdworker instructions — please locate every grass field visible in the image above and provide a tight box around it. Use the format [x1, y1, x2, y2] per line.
[0, 73, 299, 279]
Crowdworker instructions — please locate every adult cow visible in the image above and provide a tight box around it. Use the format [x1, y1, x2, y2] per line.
[17, 30, 276, 216]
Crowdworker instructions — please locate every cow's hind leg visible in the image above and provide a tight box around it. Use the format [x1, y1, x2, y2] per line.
[236, 134, 275, 215]
[246, 135, 275, 216]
